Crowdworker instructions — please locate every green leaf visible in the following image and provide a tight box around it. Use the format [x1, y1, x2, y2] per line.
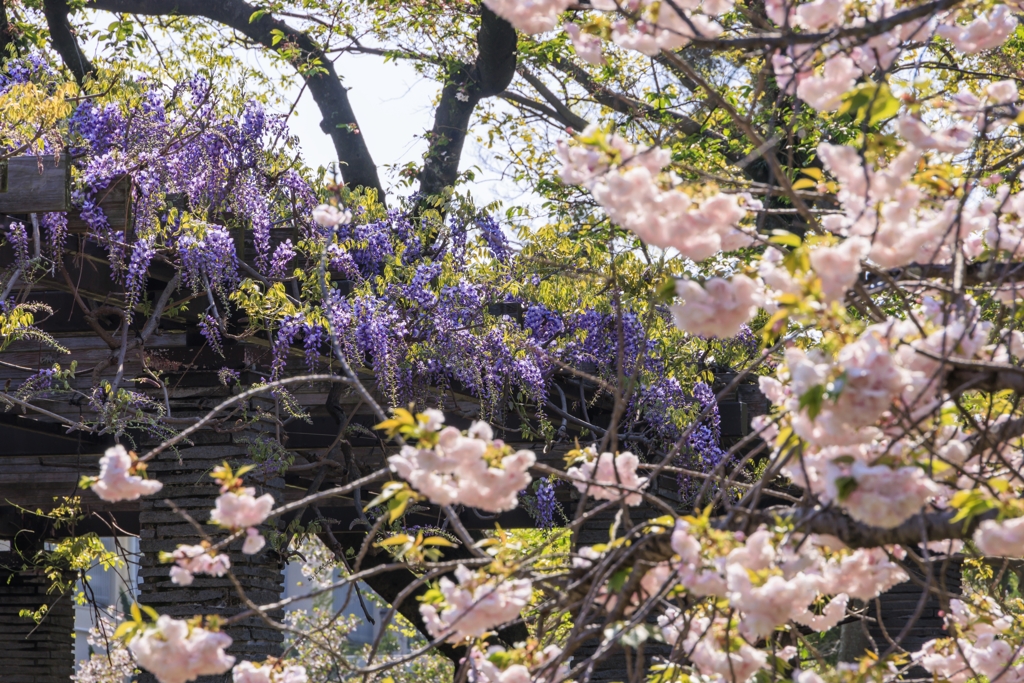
[112, 621, 137, 640]
[377, 534, 412, 547]
[607, 567, 632, 593]
[833, 476, 858, 501]
[798, 384, 826, 419]
[130, 602, 142, 623]
[388, 496, 410, 523]
[421, 536, 457, 547]
[362, 481, 407, 511]
[769, 231, 802, 248]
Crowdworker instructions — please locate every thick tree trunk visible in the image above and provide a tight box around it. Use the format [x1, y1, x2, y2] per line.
[43, 0, 94, 85]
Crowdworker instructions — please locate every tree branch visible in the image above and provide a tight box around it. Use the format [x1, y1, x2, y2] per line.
[43, 0, 94, 85]
[416, 6, 517, 205]
[87, 0, 384, 199]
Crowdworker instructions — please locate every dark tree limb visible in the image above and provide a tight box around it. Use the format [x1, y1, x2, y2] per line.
[415, 7, 517, 206]
[545, 57, 721, 141]
[43, 0, 94, 85]
[87, 0, 385, 199]
[0, 0, 16, 63]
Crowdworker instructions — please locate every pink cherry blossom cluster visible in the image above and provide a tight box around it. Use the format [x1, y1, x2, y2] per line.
[915, 597, 1023, 683]
[207, 464, 274, 557]
[420, 564, 534, 643]
[565, 447, 650, 506]
[768, 1, 1014, 112]
[167, 544, 230, 586]
[756, 298, 1024, 529]
[466, 643, 567, 683]
[592, 0, 732, 56]
[388, 413, 536, 512]
[671, 275, 764, 339]
[311, 203, 351, 228]
[974, 517, 1024, 558]
[88, 445, 163, 502]
[816, 142, 976, 269]
[129, 615, 235, 683]
[483, 0, 573, 34]
[658, 610, 770, 683]
[210, 487, 275, 529]
[232, 660, 308, 683]
[557, 124, 760, 262]
[663, 520, 909, 644]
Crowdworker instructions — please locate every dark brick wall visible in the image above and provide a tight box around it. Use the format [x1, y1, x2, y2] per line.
[137, 433, 286, 682]
[0, 557, 75, 683]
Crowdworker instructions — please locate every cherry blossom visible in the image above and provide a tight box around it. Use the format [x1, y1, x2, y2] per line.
[916, 598, 1021, 683]
[420, 565, 533, 643]
[937, 6, 1017, 54]
[816, 142, 966, 269]
[311, 204, 351, 228]
[89, 445, 163, 502]
[166, 544, 231, 586]
[758, 247, 803, 311]
[792, 594, 850, 632]
[796, 55, 861, 111]
[566, 448, 649, 505]
[770, 328, 905, 447]
[243, 527, 266, 555]
[820, 547, 908, 600]
[809, 236, 870, 302]
[659, 610, 769, 682]
[987, 80, 1019, 104]
[974, 517, 1024, 557]
[210, 488, 275, 529]
[671, 275, 764, 339]
[232, 661, 308, 683]
[897, 116, 974, 153]
[467, 643, 567, 683]
[794, 0, 845, 29]
[482, 0, 573, 34]
[564, 23, 605, 64]
[129, 616, 235, 683]
[388, 420, 535, 512]
[830, 462, 943, 528]
[557, 125, 759, 260]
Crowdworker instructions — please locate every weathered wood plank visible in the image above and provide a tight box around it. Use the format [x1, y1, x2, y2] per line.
[0, 156, 70, 213]
[66, 176, 130, 233]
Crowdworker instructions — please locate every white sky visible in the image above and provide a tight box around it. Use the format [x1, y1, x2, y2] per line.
[281, 54, 436, 191]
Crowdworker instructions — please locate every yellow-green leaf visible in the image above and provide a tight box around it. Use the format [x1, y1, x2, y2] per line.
[377, 534, 412, 547]
[421, 536, 457, 547]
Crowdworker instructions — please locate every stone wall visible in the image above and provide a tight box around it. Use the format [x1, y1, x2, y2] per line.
[0, 555, 75, 683]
